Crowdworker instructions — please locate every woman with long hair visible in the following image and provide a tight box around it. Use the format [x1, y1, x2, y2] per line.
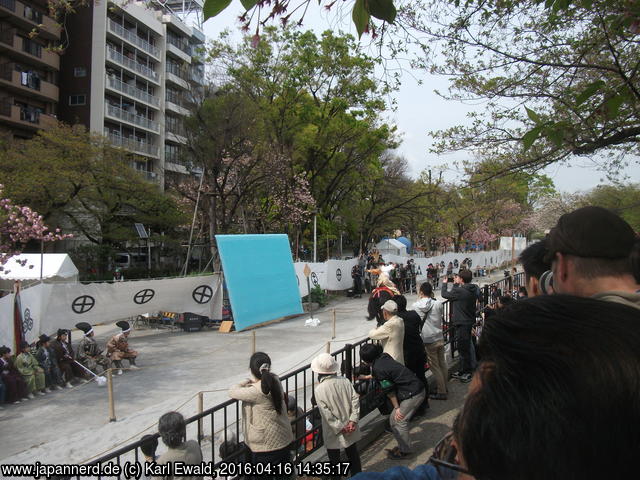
[229, 352, 293, 479]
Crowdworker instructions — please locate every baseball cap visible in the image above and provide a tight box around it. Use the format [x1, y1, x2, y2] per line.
[545, 206, 636, 261]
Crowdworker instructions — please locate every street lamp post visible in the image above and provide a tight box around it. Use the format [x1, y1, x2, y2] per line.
[313, 213, 317, 263]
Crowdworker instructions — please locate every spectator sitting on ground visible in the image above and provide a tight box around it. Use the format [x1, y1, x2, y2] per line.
[546, 205, 639, 308]
[352, 295, 640, 480]
[311, 353, 362, 478]
[286, 394, 307, 452]
[228, 352, 293, 479]
[368, 300, 405, 365]
[518, 239, 551, 297]
[153, 411, 203, 480]
[15, 341, 47, 397]
[0, 346, 29, 404]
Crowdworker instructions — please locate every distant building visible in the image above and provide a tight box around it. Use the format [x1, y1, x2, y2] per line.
[58, 0, 206, 189]
[0, 0, 61, 138]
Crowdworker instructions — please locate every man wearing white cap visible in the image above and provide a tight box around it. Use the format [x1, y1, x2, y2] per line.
[106, 321, 138, 374]
[311, 353, 362, 477]
[368, 300, 405, 365]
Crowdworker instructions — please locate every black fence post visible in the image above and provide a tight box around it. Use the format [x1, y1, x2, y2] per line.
[483, 285, 489, 307]
[345, 344, 353, 380]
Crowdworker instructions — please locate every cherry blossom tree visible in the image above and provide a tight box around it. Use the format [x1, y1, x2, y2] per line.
[0, 185, 71, 272]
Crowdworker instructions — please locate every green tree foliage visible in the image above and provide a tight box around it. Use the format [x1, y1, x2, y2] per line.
[0, 124, 186, 248]
[179, 27, 427, 257]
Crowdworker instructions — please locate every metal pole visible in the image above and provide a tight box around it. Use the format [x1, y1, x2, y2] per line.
[325, 341, 331, 353]
[511, 235, 516, 268]
[39, 237, 44, 281]
[148, 227, 152, 273]
[332, 309, 336, 340]
[313, 214, 317, 263]
[251, 330, 256, 354]
[197, 392, 204, 440]
[182, 170, 205, 276]
[107, 370, 116, 422]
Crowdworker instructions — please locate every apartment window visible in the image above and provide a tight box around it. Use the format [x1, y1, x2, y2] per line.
[74, 67, 87, 77]
[22, 37, 42, 58]
[69, 94, 86, 106]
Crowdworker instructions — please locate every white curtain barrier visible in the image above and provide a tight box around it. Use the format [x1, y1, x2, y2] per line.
[294, 249, 517, 296]
[0, 274, 223, 349]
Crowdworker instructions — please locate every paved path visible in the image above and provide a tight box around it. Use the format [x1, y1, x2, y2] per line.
[359, 380, 469, 473]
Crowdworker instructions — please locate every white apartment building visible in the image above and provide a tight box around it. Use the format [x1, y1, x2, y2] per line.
[58, 0, 205, 188]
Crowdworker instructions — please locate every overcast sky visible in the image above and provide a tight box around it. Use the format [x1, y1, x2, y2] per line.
[198, 5, 639, 193]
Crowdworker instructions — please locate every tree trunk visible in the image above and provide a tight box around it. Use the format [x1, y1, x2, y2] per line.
[209, 195, 220, 271]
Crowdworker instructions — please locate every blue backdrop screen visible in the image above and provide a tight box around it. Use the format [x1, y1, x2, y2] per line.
[216, 234, 303, 331]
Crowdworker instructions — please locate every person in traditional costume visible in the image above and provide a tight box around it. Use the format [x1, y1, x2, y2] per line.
[50, 329, 84, 388]
[106, 321, 138, 374]
[35, 334, 64, 390]
[0, 346, 29, 404]
[76, 322, 112, 374]
[15, 341, 47, 396]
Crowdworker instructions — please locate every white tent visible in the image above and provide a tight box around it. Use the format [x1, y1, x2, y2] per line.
[0, 254, 79, 283]
[376, 238, 408, 257]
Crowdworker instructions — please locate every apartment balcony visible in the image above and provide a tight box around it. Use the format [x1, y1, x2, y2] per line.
[164, 159, 188, 174]
[0, 63, 58, 101]
[106, 47, 159, 85]
[165, 128, 186, 144]
[107, 132, 159, 158]
[0, 100, 57, 130]
[107, 18, 159, 59]
[166, 36, 191, 63]
[0, 0, 61, 40]
[0, 28, 59, 70]
[105, 75, 159, 108]
[165, 64, 189, 90]
[105, 104, 159, 133]
[165, 99, 189, 117]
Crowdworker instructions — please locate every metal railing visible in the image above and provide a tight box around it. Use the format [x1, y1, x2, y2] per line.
[0, 28, 14, 47]
[105, 104, 159, 132]
[107, 19, 159, 58]
[105, 75, 159, 107]
[107, 133, 159, 157]
[167, 34, 191, 55]
[106, 47, 158, 83]
[81, 273, 523, 475]
[166, 62, 189, 81]
[0, 0, 15, 11]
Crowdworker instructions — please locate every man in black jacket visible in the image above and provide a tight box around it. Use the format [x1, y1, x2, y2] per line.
[441, 269, 476, 383]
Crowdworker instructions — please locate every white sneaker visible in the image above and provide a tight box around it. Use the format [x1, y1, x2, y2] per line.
[27, 393, 35, 399]
[65, 382, 73, 389]
[13, 400, 20, 404]
[116, 369, 123, 375]
[129, 365, 140, 370]
[36, 391, 45, 396]
[54, 385, 63, 390]
[45, 388, 52, 393]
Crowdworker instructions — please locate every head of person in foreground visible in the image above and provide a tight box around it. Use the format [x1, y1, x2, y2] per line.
[449, 295, 640, 480]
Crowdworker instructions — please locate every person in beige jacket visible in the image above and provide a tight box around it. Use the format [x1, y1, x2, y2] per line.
[368, 300, 405, 365]
[228, 352, 293, 479]
[312, 353, 362, 478]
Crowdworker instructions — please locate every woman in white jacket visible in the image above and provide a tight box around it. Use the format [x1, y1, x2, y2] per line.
[311, 353, 362, 478]
[412, 282, 448, 400]
[228, 352, 293, 479]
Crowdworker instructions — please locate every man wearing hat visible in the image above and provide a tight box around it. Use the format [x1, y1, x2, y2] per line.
[50, 329, 83, 388]
[368, 300, 405, 365]
[106, 321, 138, 374]
[546, 206, 639, 309]
[15, 341, 47, 397]
[35, 334, 64, 390]
[76, 322, 112, 375]
[311, 353, 362, 477]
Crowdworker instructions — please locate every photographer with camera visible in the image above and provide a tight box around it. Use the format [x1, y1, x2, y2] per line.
[544, 206, 639, 309]
[441, 270, 477, 383]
